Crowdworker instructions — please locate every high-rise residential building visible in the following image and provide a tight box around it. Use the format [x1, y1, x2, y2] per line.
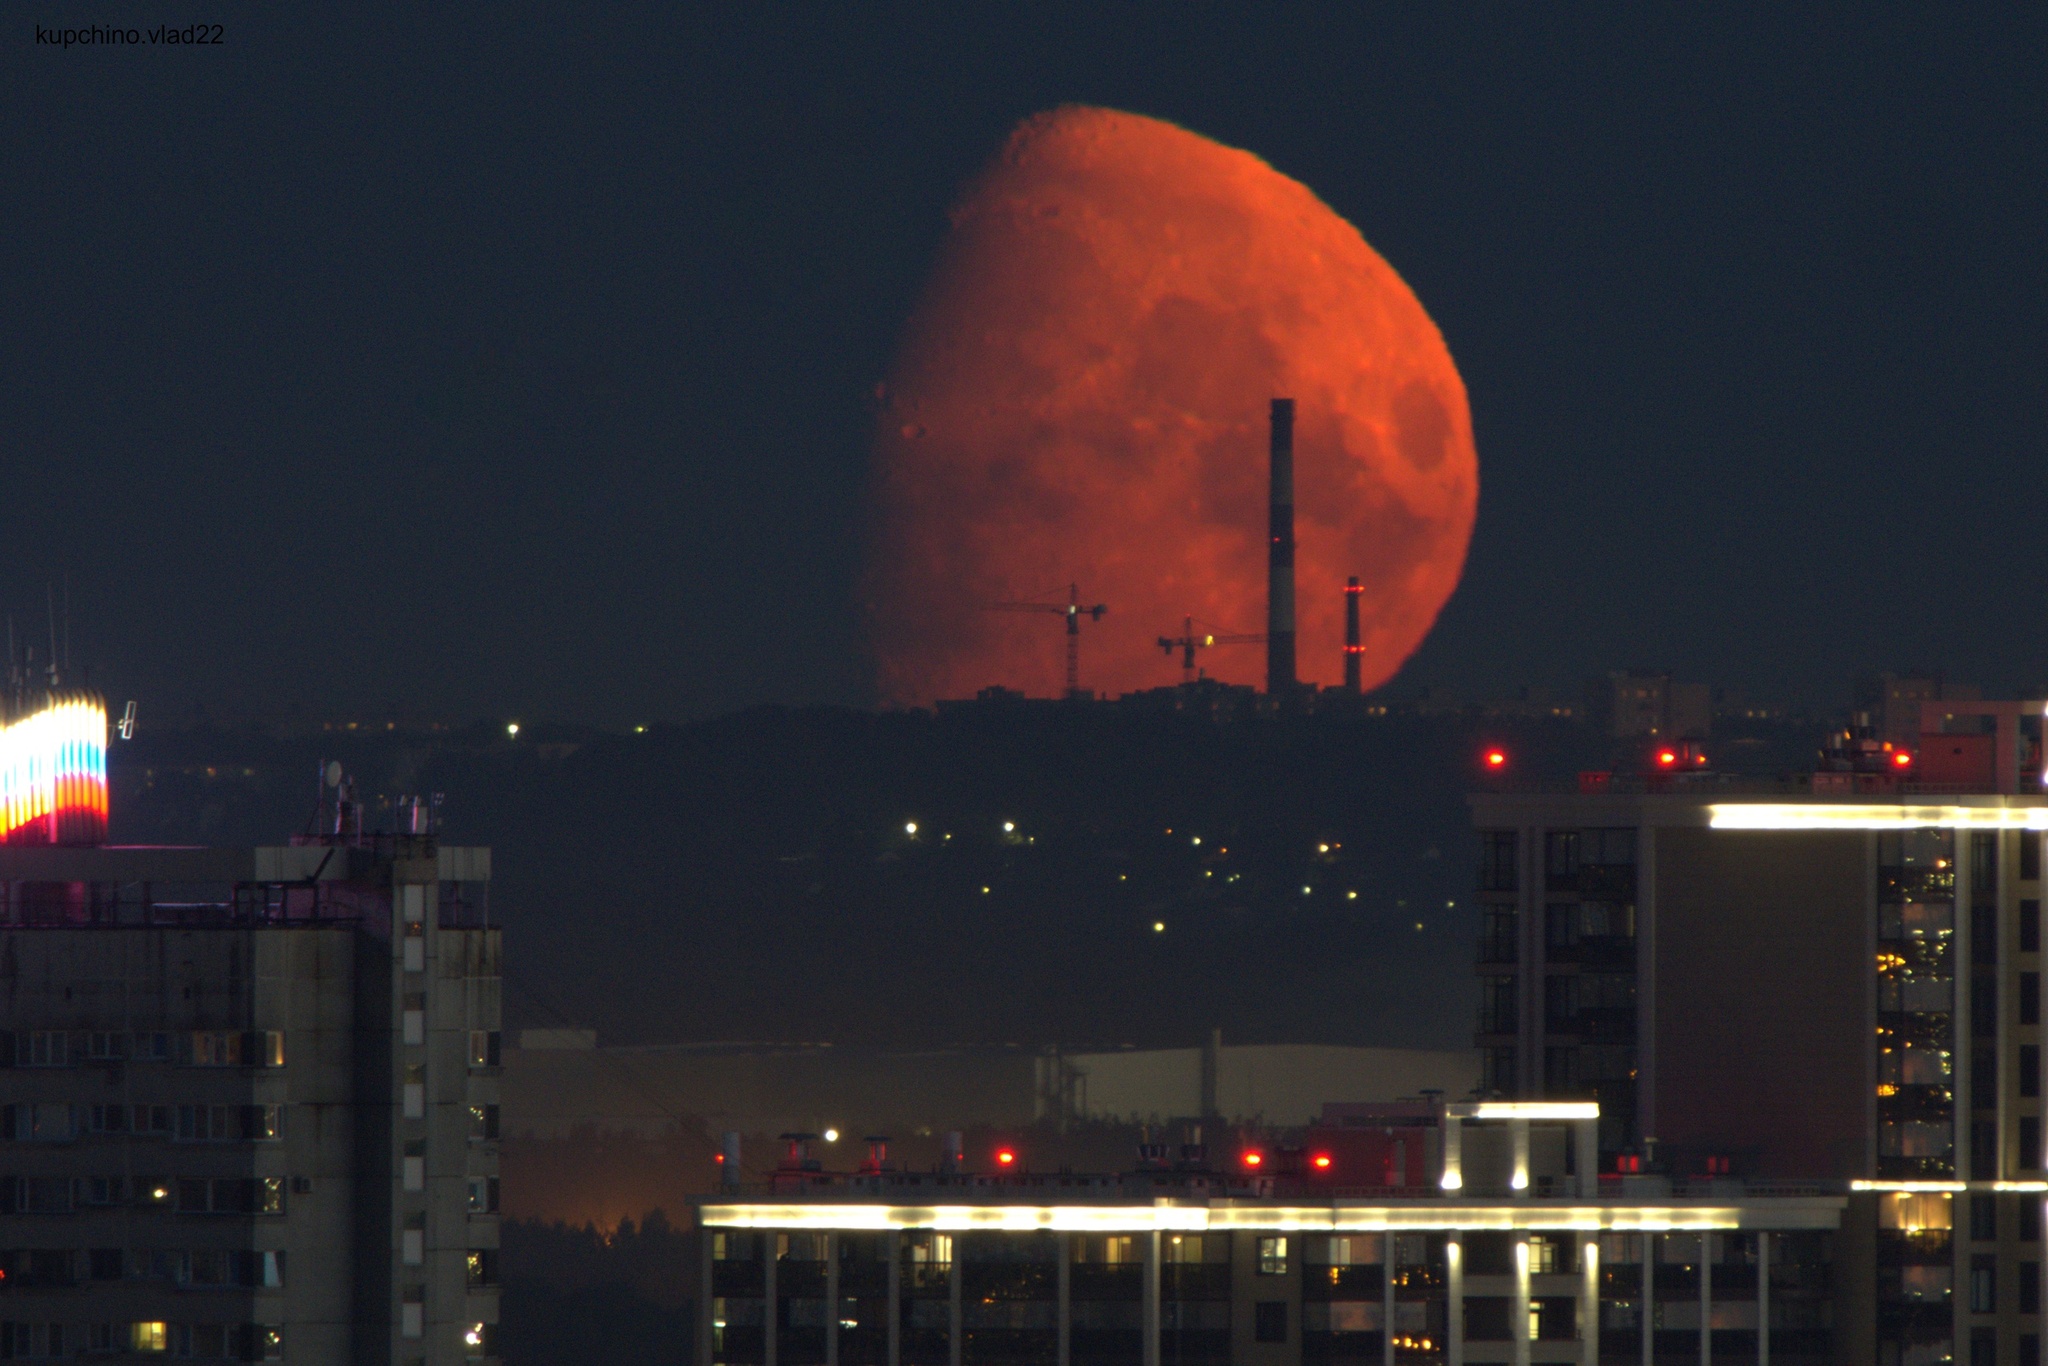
[0, 692, 500, 1364]
[1470, 700, 2048, 1366]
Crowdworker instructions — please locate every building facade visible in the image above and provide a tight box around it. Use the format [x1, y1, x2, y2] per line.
[1471, 772, 2048, 1365]
[0, 838, 501, 1365]
[691, 1103, 1847, 1366]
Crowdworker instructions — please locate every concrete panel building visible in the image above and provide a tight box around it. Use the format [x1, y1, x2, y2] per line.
[0, 837, 500, 1365]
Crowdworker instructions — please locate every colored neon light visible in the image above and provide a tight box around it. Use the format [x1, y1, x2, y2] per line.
[0, 694, 108, 846]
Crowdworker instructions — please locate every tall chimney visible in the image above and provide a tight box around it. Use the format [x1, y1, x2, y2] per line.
[1344, 576, 1363, 693]
[1266, 399, 1296, 696]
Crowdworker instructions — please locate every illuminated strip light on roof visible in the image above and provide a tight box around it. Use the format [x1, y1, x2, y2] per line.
[698, 1201, 1842, 1233]
[1710, 804, 2048, 831]
[1449, 1102, 1600, 1121]
[0, 694, 109, 846]
[1851, 1179, 2048, 1193]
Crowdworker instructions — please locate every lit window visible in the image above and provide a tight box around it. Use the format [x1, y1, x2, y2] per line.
[1257, 1236, 1289, 1275]
[131, 1322, 168, 1353]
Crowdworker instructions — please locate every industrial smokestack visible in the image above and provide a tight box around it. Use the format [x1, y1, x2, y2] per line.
[1344, 576, 1363, 693]
[1266, 399, 1296, 696]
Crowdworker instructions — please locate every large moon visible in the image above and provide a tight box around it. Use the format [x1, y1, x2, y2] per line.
[864, 106, 1478, 706]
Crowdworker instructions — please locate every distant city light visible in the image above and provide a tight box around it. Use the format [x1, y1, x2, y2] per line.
[1192, 836, 1201, 845]
[1317, 843, 1330, 854]
[1152, 921, 1165, 933]
[506, 723, 520, 737]
[1003, 821, 1016, 833]
[1414, 922, 1424, 932]
[981, 887, 991, 895]
[1301, 886, 1312, 896]
[1346, 891, 1358, 901]
[634, 725, 647, 734]
[823, 1129, 840, 1143]
[904, 822, 918, 835]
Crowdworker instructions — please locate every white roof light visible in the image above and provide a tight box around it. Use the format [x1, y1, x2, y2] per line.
[1711, 804, 2048, 831]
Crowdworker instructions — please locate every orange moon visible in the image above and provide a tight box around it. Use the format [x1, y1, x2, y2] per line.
[865, 106, 1478, 706]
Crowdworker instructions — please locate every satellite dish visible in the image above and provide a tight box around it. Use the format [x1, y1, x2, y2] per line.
[324, 761, 344, 789]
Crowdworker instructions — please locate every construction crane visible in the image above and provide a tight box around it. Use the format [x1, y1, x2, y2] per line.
[988, 584, 1107, 699]
[1157, 616, 1265, 685]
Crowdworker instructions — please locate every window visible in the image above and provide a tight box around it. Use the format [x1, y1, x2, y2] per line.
[2025, 973, 2041, 1026]
[1307, 1236, 1382, 1267]
[466, 1177, 500, 1214]
[1582, 828, 1636, 866]
[2026, 838, 2041, 882]
[1544, 831, 1580, 884]
[463, 1323, 494, 1360]
[1257, 1236, 1289, 1275]
[469, 1031, 501, 1068]
[1972, 1194, 1998, 1242]
[82, 1177, 125, 1207]
[2023, 1117, 2041, 1171]
[1483, 1047, 1517, 1095]
[1482, 907, 1519, 964]
[7, 1102, 76, 1142]
[1974, 833, 1999, 893]
[2022, 1263, 2040, 1314]
[2025, 1046, 2041, 1099]
[1528, 1237, 1561, 1274]
[469, 1104, 499, 1142]
[2026, 900, 2042, 954]
[1971, 1328, 1995, 1366]
[1544, 1047, 1576, 1092]
[1254, 1301, 1287, 1343]
[1971, 1256, 1996, 1313]
[466, 1250, 498, 1287]
[1479, 832, 1518, 891]
[190, 1031, 241, 1066]
[85, 1031, 126, 1061]
[21, 1031, 70, 1068]
[1975, 906, 2000, 966]
[178, 1176, 286, 1214]
[130, 1322, 167, 1353]
[133, 1032, 171, 1061]
[1977, 979, 1999, 1038]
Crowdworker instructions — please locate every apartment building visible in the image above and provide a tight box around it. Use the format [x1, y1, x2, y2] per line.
[1470, 704, 2048, 1365]
[0, 690, 501, 1364]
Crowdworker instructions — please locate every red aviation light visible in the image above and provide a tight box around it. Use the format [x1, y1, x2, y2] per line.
[1656, 749, 1678, 768]
[1483, 748, 1507, 769]
[1893, 751, 1914, 769]
[1311, 1153, 1333, 1171]
[995, 1148, 1017, 1168]
[1242, 1150, 1264, 1169]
